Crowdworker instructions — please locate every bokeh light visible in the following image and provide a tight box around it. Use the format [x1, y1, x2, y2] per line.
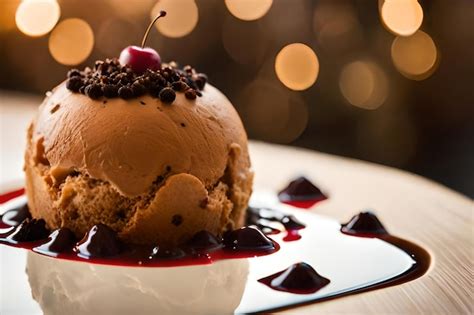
[106, 0, 154, 22]
[48, 18, 94, 66]
[391, 30, 438, 80]
[260, 1, 312, 48]
[151, 0, 198, 38]
[15, 0, 60, 37]
[339, 61, 388, 110]
[0, 0, 21, 32]
[96, 18, 139, 57]
[225, 0, 273, 21]
[240, 80, 308, 143]
[222, 15, 268, 65]
[379, 0, 423, 36]
[313, 2, 363, 52]
[275, 43, 319, 91]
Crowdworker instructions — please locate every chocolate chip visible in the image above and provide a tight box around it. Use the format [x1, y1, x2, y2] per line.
[139, 100, 146, 105]
[131, 82, 146, 96]
[94, 60, 104, 69]
[155, 74, 167, 86]
[67, 69, 81, 78]
[170, 73, 181, 82]
[162, 66, 173, 74]
[172, 80, 188, 92]
[66, 77, 83, 92]
[180, 122, 186, 127]
[159, 87, 176, 103]
[85, 84, 103, 99]
[166, 165, 172, 172]
[194, 74, 207, 90]
[199, 197, 209, 209]
[171, 215, 183, 226]
[149, 85, 163, 98]
[65, 58, 208, 104]
[103, 84, 119, 98]
[183, 65, 194, 73]
[118, 86, 134, 99]
[185, 89, 197, 100]
[120, 77, 130, 85]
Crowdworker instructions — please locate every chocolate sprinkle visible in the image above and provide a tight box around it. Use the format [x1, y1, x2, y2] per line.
[65, 58, 206, 104]
[185, 89, 197, 100]
[171, 215, 183, 226]
[67, 69, 81, 78]
[85, 84, 103, 99]
[199, 197, 209, 209]
[118, 86, 134, 99]
[66, 77, 83, 92]
[159, 87, 176, 103]
[103, 84, 119, 98]
[171, 80, 188, 92]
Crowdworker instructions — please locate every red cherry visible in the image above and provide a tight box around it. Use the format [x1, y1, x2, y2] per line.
[119, 11, 166, 74]
[119, 46, 161, 74]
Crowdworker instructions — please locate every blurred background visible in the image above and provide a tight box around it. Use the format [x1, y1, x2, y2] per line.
[0, 0, 473, 197]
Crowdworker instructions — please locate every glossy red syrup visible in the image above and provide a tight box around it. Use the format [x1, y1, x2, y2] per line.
[283, 229, 302, 242]
[0, 200, 282, 268]
[0, 187, 431, 301]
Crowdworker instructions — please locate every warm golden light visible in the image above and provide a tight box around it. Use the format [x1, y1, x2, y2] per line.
[313, 3, 362, 52]
[48, 18, 94, 66]
[15, 0, 60, 37]
[151, 0, 198, 38]
[275, 43, 319, 91]
[225, 0, 273, 21]
[391, 30, 438, 80]
[106, 0, 154, 21]
[97, 18, 139, 57]
[222, 15, 267, 65]
[0, 0, 20, 32]
[339, 61, 388, 110]
[240, 80, 308, 143]
[380, 0, 423, 36]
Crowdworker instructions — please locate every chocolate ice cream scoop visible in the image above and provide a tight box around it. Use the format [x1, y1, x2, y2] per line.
[24, 62, 253, 246]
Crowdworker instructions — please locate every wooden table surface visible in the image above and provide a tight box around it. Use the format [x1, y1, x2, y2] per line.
[1, 91, 473, 314]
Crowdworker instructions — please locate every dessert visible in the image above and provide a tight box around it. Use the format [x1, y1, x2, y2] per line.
[0, 10, 433, 315]
[23, 12, 253, 247]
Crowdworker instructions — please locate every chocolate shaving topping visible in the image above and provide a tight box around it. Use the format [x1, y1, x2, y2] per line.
[65, 58, 207, 104]
[159, 87, 176, 103]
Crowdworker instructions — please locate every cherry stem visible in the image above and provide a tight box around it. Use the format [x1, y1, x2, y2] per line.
[141, 10, 167, 48]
